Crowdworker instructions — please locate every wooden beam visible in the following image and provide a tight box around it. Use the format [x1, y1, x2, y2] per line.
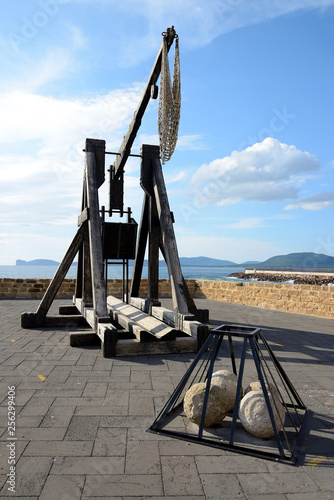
[85, 145, 107, 317]
[151, 158, 190, 318]
[78, 207, 89, 226]
[111, 27, 177, 180]
[107, 296, 177, 341]
[85, 138, 106, 188]
[130, 193, 149, 297]
[69, 330, 100, 347]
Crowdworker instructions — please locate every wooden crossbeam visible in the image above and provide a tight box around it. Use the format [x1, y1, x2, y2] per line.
[107, 295, 178, 341]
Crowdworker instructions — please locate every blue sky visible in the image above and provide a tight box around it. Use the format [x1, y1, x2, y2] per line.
[1, 0, 334, 264]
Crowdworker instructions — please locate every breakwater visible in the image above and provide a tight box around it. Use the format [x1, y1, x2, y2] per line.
[229, 270, 334, 286]
[1, 277, 333, 320]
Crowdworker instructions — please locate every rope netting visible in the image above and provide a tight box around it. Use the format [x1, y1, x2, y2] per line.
[158, 36, 181, 164]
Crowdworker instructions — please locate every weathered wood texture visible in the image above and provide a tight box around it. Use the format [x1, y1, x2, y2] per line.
[151, 158, 190, 317]
[107, 295, 178, 341]
[85, 145, 107, 317]
[129, 297, 209, 345]
[130, 193, 150, 297]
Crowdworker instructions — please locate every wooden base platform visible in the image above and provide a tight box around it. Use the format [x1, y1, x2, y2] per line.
[67, 296, 208, 357]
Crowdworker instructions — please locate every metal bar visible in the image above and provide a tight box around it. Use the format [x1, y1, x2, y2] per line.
[229, 337, 247, 445]
[255, 336, 301, 435]
[151, 333, 216, 429]
[249, 337, 285, 457]
[198, 334, 220, 439]
[148, 428, 297, 465]
[228, 335, 237, 375]
[252, 338, 293, 454]
[259, 332, 306, 410]
[105, 151, 142, 158]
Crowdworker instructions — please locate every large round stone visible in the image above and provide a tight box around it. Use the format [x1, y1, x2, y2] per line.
[238, 390, 285, 438]
[244, 380, 280, 400]
[183, 382, 229, 427]
[211, 369, 242, 411]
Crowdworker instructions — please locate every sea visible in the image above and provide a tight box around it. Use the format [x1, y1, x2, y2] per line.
[0, 264, 245, 282]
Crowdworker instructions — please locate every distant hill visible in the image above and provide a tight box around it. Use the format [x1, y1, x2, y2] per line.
[16, 259, 60, 266]
[179, 256, 238, 267]
[255, 252, 334, 269]
[15, 252, 334, 269]
[16, 259, 77, 266]
[240, 260, 262, 266]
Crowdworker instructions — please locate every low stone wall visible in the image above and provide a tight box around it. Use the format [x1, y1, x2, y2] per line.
[0, 278, 333, 320]
[0, 278, 172, 301]
[191, 280, 334, 319]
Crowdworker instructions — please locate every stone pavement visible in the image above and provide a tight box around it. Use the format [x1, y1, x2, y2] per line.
[0, 297, 333, 500]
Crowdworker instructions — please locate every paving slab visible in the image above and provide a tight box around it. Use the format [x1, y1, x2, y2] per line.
[0, 297, 334, 499]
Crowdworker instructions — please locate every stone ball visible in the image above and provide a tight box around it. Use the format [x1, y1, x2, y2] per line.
[238, 390, 285, 439]
[183, 382, 229, 427]
[244, 380, 280, 400]
[211, 369, 242, 411]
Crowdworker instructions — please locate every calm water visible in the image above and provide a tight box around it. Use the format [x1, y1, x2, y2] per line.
[0, 264, 244, 281]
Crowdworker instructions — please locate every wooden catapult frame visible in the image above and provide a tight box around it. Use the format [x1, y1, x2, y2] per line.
[21, 27, 209, 357]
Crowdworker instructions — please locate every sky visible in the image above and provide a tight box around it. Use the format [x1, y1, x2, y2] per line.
[1, 0, 334, 265]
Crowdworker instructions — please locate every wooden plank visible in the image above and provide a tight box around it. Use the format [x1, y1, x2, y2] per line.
[129, 296, 149, 312]
[151, 305, 209, 342]
[69, 330, 100, 347]
[44, 315, 88, 327]
[115, 336, 197, 357]
[59, 305, 79, 315]
[75, 297, 120, 357]
[107, 296, 177, 341]
[85, 138, 105, 188]
[85, 145, 107, 317]
[97, 324, 118, 357]
[78, 207, 89, 226]
[128, 297, 207, 343]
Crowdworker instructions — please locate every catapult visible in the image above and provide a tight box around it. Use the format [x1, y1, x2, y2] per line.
[21, 27, 209, 356]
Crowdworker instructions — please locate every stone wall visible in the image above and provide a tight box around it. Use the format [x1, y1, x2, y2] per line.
[0, 278, 333, 320]
[191, 280, 334, 320]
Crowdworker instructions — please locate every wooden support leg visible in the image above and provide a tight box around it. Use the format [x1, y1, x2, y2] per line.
[21, 224, 86, 328]
[148, 194, 160, 310]
[152, 158, 190, 320]
[85, 147, 107, 317]
[130, 193, 149, 298]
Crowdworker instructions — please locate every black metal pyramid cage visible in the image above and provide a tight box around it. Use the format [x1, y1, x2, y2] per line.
[148, 324, 310, 464]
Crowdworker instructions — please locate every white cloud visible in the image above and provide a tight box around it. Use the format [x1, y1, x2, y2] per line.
[224, 218, 267, 229]
[285, 190, 334, 210]
[0, 87, 142, 147]
[176, 134, 209, 151]
[65, 0, 334, 57]
[0, 85, 145, 251]
[0, 23, 87, 93]
[190, 138, 320, 206]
